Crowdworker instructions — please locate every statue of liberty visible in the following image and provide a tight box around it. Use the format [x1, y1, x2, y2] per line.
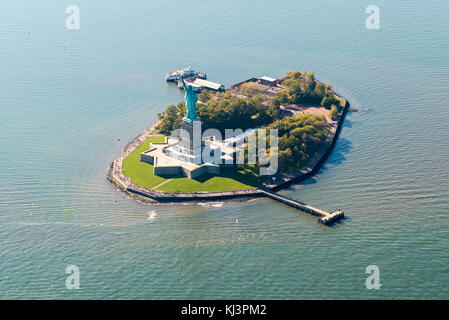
[181, 77, 200, 122]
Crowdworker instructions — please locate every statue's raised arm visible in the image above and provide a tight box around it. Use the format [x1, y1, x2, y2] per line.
[180, 76, 187, 88]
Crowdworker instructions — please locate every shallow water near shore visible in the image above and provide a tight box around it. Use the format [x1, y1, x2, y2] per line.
[1, 1, 449, 299]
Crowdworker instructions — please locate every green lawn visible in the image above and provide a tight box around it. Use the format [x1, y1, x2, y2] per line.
[121, 136, 167, 189]
[156, 167, 263, 193]
[121, 136, 264, 193]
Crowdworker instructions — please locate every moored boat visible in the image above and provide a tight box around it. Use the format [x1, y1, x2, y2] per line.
[165, 67, 196, 82]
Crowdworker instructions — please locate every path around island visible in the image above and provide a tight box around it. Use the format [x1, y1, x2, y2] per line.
[152, 179, 173, 190]
[107, 121, 264, 202]
[107, 97, 349, 204]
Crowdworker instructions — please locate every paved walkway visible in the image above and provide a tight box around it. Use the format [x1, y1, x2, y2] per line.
[260, 189, 344, 225]
[152, 179, 173, 190]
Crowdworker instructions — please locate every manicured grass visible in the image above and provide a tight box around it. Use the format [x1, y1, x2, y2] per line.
[121, 136, 264, 193]
[156, 167, 263, 193]
[121, 136, 167, 189]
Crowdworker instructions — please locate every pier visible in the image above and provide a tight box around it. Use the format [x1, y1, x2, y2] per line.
[260, 189, 344, 225]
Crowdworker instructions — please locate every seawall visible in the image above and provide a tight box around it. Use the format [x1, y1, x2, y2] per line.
[108, 95, 350, 203]
[268, 99, 349, 191]
[107, 121, 265, 203]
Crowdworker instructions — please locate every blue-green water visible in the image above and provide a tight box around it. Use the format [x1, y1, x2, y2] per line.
[1, 1, 448, 299]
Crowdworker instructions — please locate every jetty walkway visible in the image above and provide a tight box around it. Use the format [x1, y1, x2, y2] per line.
[260, 189, 344, 225]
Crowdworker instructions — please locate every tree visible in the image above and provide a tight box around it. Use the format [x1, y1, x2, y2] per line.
[275, 70, 340, 108]
[155, 103, 185, 134]
[315, 82, 325, 96]
[320, 94, 338, 109]
[287, 70, 302, 79]
[198, 90, 213, 103]
[244, 113, 330, 176]
[329, 104, 339, 120]
[156, 94, 277, 136]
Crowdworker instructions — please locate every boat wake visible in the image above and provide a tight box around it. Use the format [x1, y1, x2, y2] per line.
[197, 202, 225, 208]
[147, 210, 157, 221]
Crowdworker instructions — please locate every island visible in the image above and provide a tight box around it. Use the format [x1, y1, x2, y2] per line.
[108, 71, 349, 224]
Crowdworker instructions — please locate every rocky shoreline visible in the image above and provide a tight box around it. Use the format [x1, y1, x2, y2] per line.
[108, 99, 349, 203]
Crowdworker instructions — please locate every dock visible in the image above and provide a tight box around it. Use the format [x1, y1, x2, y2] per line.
[260, 189, 344, 225]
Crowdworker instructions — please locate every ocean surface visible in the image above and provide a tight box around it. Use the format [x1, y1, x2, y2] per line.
[1, 0, 448, 299]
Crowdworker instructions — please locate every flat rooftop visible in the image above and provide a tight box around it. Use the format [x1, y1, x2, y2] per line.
[193, 78, 223, 90]
[260, 76, 277, 82]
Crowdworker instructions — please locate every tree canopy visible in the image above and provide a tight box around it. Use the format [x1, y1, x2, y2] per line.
[329, 104, 339, 120]
[155, 70, 339, 176]
[278, 71, 341, 109]
[155, 94, 278, 135]
[242, 113, 330, 175]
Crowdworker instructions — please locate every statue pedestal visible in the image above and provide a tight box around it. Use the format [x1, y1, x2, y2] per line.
[169, 119, 202, 164]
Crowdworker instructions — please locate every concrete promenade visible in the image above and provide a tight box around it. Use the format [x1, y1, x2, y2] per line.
[108, 99, 349, 224]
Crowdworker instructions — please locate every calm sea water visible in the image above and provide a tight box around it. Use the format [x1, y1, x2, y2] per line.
[1, 0, 448, 299]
